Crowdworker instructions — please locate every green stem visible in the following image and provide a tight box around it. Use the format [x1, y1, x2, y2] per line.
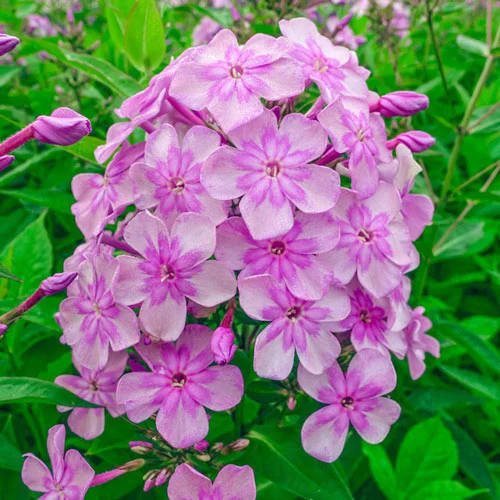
[21, 405, 45, 458]
[440, 24, 500, 200]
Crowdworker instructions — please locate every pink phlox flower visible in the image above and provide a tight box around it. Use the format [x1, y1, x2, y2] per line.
[115, 210, 236, 342]
[202, 109, 340, 240]
[169, 29, 305, 132]
[319, 183, 413, 298]
[279, 17, 369, 103]
[328, 282, 407, 358]
[22, 425, 94, 499]
[299, 349, 401, 462]
[404, 307, 440, 380]
[116, 325, 244, 448]
[215, 211, 340, 300]
[72, 141, 144, 238]
[130, 124, 228, 227]
[318, 96, 392, 199]
[238, 274, 350, 379]
[168, 463, 256, 500]
[25, 14, 58, 37]
[193, 16, 222, 46]
[386, 275, 412, 332]
[59, 254, 140, 370]
[55, 350, 128, 440]
[392, 144, 434, 240]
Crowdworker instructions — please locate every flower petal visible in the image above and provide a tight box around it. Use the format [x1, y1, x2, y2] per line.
[67, 408, 105, 441]
[297, 362, 345, 404]
[140, 293, 187, 342]
[60, 449, 95, 495]
[238, 274, 284, 321]
[123, 210, 170, 258]
[22, 455, 52, 493]
[167, 463, 213, 500]
[214, 465, 256, 500]
[301, 405, 349, 463]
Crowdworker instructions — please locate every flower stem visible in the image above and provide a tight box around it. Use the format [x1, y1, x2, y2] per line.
[0, 288, 45, 326]
[0, 126, 34, 157]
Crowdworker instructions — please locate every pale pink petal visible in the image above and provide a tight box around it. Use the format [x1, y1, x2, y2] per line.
[156, 391, 209, 448]
[363, 182, 401, 220]
[47, 425, 65, 483]
[107, 304, 140, 351]
[357, 252, 402, 298]
[182, 125, 221, 163]
[115, 255, 148, 305]
[67, 408, 105, 440]
[295, 326, 341, 375]
[290, 212, 340, 254]
[281, 165, 340, 214]
[283, 258, 333, 301]
[168, 464, 213, 500]
[350, 146, 378, 200]
[349, 398, 401, 444]
[311, 286, 351, 322]
[301, 405, 349, 463]
[145, 124, 179, 166]
[171, 212, 216, 268]
[116, 372, 168, 422]
[177, 324, 213, 374]
[129, 163, 160, 210]
[201, 146, 249, 200]
[214, 465, 256, 500]
[346, 349, 397, 399]
[60, 449, 95, 495]
[140, 293, 187, 342]
[254, 322, 295, 380]
[188, 365, 244, 410]
[228, 108, 278, 150]
[22, 455, 52, 492]
[297, 362, 345, 404]
[317, 100, 352, 153]
[403, 193, 434, 241]
[239, 182, 294, 240]
[238, 274, 283, 321]
[123, 210, 170, 258]
[215, 217, 255, 270]
[317, 247, 357, 285]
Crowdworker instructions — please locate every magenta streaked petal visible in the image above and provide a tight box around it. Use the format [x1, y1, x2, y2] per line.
[22, 454, 53, 493]
[123, 210, 170, 258]
[295, 325, 341, 375]
[168, 464, 213, 500]
[67, 408, 105, 441]
[298, 361, 345, 404]
[213, 464, 257, 500]
[238, 274, 284, 321]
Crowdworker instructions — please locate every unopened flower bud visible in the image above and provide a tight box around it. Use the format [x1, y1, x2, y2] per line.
[32, 107, 91, 146]
[211, 326, 237, 366]
[387, 131, 435, 153]
[0, 324, 7, 337]
[155, 469, 170, 487]
[212, 442, 224, 452]
[196, 454, 211, 462]
[40, 272, 77, 296]
[376, 91, 429, 118]
[193, 439, 210, 452]
[120, 459, 145, 472]
[143, 477, 155, 492]
[0, 155, 14, 171]
[287, 395, 296, 411]
[228, 438, 250, 452]
[0, 34, 20, 56]
[129, 441, 153, 455]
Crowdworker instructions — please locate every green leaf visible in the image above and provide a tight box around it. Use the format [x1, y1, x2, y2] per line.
[0, 188, 74, 214]
[439, 366, 500, 401]
[433, 221, 486, 259]
[0, 150, 58, 189]
[125, 0, 166, 72]
[395, 417, 458, 496]
[457, 35, 489, 57]
[0, 212, 52, 298]
[0, 263, 21, 283]
[246, 426, 353, 499]
[106, 0, 136, 50]
[411, 480, 481, 500]
[0, 434, 23, 471]
[61, 136, 105, 165]
[24, 38, 142, 97]
[491, 46, 500, 56]
[445, 418, 498, 499]
[435, 320, 500, 375]
[0, 377, 98, 408]
[406, 387, 482, 413]
[246, 380, 284, 404]
[362, 443, 398, 500]
[0, 66, 21, 87]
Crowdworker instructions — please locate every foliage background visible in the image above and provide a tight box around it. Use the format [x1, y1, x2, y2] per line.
[0, 0, 499, 499]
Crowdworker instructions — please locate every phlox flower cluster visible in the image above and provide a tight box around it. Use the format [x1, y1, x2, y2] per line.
[18, 15, 440, 498]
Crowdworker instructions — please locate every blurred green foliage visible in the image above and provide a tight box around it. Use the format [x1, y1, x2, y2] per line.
[0, 0, 499, 499]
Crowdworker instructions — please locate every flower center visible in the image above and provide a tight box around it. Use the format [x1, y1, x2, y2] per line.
[93, 302, 102, 317]
[286, 306, 301, 322]
[265, 160, 281, 178]
[171, 372, 187, 388]
[270, 240, 286, 256]
[161, 265, 176, 282]
[357, 228, 373, 243]
[313, 58, 329, 73]
[341, 396, 354, 409]
[170, 176, 185, 194]
[229, 64, 244, 79]
[90, 380, 99, 392]
[357, 128, 367, 142]
[359, 309, 371, 323]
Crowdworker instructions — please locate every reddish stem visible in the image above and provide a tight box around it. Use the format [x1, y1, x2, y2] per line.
[0, 126, 35, 156]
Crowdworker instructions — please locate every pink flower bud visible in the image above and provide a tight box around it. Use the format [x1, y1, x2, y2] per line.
[0, 34, 20, 56]
[387, 131, 435, 153]
[211, 327, 237, 366]
[129, 441, 153, 454]
[377, 91, 429, 118]
[40, 272, 77, 296]
[193, 439, 209, 452]
[0, 324, 7, 337]
[32, 107, 91, 146]
[228, 438, 250, 452]
[155, 469, 170, 487]
[287, 395, 296, 411]
[143, 478, 155, 492]
[0, 155, 14, 171]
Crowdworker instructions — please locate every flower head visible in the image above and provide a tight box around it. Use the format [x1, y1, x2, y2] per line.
[168, 463, 256, 500]
[22, 425, 95, 499]
[299, 349, 401, 462]
[117, 325, 244, 448]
